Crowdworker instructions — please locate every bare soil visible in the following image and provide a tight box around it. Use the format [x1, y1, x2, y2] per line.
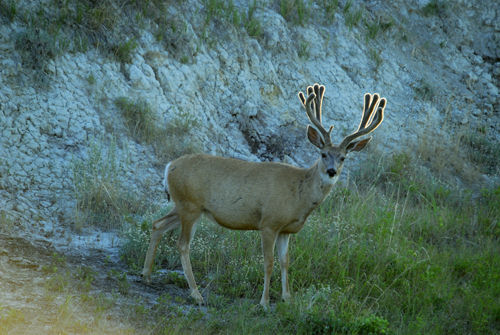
[0, 233, 188, 334]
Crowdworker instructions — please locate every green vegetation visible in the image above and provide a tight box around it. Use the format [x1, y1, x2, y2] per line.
[114, 97, 201, 164]
[71, 139, 145, 230]
[421, 0, 447, 17]
[344, 2, 363, 30]
[0, 0, 17, 23]
[460, 131, 500, 175]
[278, 0, 311, 26]
[413, 79, 435, 101]
[297, 40, 310, 59]
[113, 38, 138, 64]
[365, 16, 394, 40]
[202, 0, 264, 40]
[120, 151, 500, 334]
[245, 1, 263, 38]
[369, 48, 382, 71]
[321, 0, 339, 23]
[115, 97, 158, 144]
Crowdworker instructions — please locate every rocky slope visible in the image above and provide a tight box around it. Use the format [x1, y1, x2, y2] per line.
[0, 0, 498, 261]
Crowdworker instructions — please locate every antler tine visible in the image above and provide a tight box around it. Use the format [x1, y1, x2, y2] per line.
[340, 94, 386, 149]
[313, 84, 326, 123]
[298, 84, 333, 145]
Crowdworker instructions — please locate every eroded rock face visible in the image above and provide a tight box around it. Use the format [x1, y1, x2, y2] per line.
[0, 0, 498, 240]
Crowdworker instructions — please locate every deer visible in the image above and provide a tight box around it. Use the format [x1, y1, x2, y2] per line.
[142, 84, 386, 308]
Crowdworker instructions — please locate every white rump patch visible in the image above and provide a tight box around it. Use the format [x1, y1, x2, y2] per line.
[163, 162, 171, 195]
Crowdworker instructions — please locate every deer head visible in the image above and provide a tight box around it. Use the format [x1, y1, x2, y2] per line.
[299, 84, 386, 179]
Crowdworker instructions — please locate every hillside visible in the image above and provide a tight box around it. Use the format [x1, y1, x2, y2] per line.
[0, 0, 499, 334]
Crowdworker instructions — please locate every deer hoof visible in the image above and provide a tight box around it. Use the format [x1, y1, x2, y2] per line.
[259, 299, 270, 311]
[282, 292, 292, 302]
[191, 290, 204, 305]
[142, 271, 152, 284]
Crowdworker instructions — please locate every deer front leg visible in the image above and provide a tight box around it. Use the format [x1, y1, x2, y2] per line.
[276, 233, 291, 302]
[142, 208, 179, 282]
[177, 216, 204, 305]
[260, 228, 278, 309]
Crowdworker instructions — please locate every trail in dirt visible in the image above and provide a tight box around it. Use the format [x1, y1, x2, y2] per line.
[0, 233, 188, 334]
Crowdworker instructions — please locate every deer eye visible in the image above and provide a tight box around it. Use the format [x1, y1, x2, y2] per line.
[321, 153, 327, 158]
[340, 157, 345, 162]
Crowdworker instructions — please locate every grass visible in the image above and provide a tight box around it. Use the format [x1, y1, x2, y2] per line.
[413, 79, 435, 101]
[120, 150, 500, 334]
[115, 97, 158, 144]
[114, 97, 201, 164]
[71, 139, 145, 230]
[202, 0, 264, 40]
[321, 0, 339, 23]
[369, 48, 383, 71]
[421, 0, 447, 17]
[113, 38, 138, 64]
[278, 0, 311, 26]
[245, 1, 263, 38]
[460, 131, 500, 175]
[344, 3, 363, 30]
[365, 16, 394, 40]
[0, 0, 17, 23]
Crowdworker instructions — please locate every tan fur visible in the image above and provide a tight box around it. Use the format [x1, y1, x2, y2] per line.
[141, 84, 387, 308]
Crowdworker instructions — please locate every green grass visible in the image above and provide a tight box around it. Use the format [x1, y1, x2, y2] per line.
[421, 0, 447, 17]
[113, 38, 138, 64]
[71, 139, 145, 230]
[120, 151, 500, 334]
[460, 131, 500, 175]
[278, 0, 311, 26]
[114, 97, 201, 164]
[344, 5, 363, 30]
[321, 0, 339, 23]
[115, 97, 158, 143]
[0, 0, 17, 22]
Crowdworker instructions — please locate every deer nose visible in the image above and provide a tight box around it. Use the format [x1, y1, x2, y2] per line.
[326, 168, 337, 177]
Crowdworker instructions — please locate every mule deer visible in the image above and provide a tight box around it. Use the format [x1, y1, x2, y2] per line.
[142, 84, 386, 308]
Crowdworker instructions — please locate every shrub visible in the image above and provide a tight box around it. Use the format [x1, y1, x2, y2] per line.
[120, 149, 500, 334]
[72, 139, 144, 229]
[115, 97, 157, 143]
[278, 0, 310, 26]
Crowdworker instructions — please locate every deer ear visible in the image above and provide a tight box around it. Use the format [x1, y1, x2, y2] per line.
[307, 125, 325, 149]
[346, 137, 372, 152]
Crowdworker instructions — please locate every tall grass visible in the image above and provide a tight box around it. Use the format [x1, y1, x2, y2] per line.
[120, 151, 500, 334]
[72, 139, 145, 230]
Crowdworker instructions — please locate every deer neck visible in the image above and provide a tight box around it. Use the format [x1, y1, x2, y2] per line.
[306, 159, 336, 203]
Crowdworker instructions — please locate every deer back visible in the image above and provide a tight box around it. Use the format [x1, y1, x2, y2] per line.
[166, 154, 326, 232]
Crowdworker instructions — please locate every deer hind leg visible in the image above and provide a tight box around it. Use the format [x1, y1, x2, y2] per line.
[260, 228, 278, 309]
[177, 210, 203, 305]
[276, 233, 291, 302]
[142, 207, 180, 282]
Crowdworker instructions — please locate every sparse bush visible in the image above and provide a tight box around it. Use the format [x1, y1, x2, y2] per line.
[72, 140, 144, 230]
[321, 0, 339, 22]
[297, 39, 310, 59]
[369, 48, 383, 70]
[414, 79, 435, 101]
[460, 132, 500, 175]
[114, 97, 200, 164]
[244, 1, 262, 39]
[154, 108, 201, 163]
[345, 5, 363, 30]
[113, 38, 137, 64]
[421, 0, 446, 17]
[278, 0, 310, 26]
[0, 0, 16, 22]
[115, 97, 157, 143]
[15, 27, 62, 72]
[121, 147, 500, 334]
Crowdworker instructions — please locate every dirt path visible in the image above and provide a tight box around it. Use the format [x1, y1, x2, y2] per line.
[0, 233, 189, 334]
